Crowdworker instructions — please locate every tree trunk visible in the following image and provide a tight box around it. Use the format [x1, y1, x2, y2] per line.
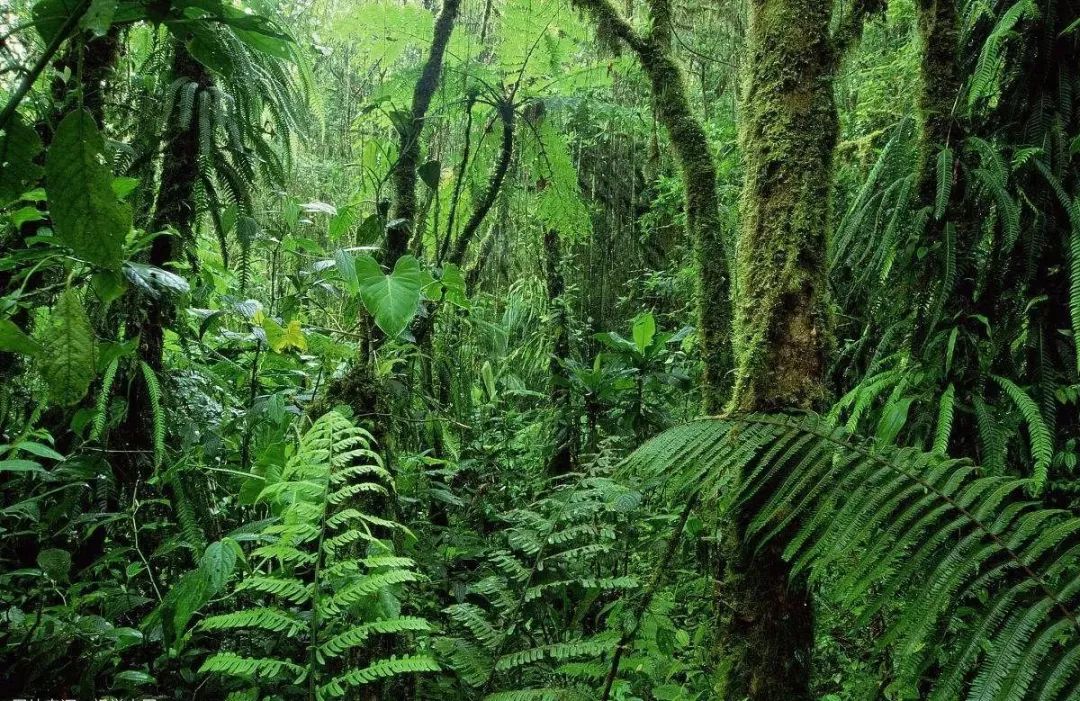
[544, 228, 575, 476]
[915, 0, 961, 199]
[114, 44, 209, 484]
[719, 1, 839, 698]
[571, 0, 731, 411]
[386, 0, 461, 265]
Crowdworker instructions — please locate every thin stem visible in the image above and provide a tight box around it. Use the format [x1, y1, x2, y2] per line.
[600, 492, 698, 701]
[0, 0, 92, 129]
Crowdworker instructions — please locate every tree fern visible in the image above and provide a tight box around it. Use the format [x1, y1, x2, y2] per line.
[623, 414, 1080, 700]
[198, 411, 438, 700]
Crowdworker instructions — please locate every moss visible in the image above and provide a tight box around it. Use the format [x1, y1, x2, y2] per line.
[726, 0, 837, 415]
[387, 0, 461, 265]
[915, 0, 960, 200]
[573, 0, 732, 412]
[717, 2, 840, 698]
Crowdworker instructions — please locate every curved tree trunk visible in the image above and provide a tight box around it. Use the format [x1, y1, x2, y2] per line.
[572, 0, 731, 412]
[386, 0, 462, 265]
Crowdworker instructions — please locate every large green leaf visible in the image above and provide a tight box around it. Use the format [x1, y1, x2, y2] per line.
[32, 0, 83, 43]
[356, 255, 421, 337]
[46, 110, 131, 268]
[82, 0, 117, 35]
[0, 319, 42, 355]
[0, 117, 44, 204]
[36, 289, 97, 406]
[632, 313, 656, 354]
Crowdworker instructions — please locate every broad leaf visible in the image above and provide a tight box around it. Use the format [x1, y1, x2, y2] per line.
[124, 262, 190, 299]
[633, 313, 656, 354]
[82, 0, 117, 35]
[334, 249, 360, 295]
[37, 548, 71, 581]
[0, 319, 42, 355]
[46, 110, 131, 268]
[0, 117, 44, 204]
[441, 263, 468, 308]
[356, 255, 422, 337]
[418, 159, 441, 189]
[36, 289, 97, 406]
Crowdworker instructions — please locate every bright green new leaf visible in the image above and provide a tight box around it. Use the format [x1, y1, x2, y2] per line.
[633, 313, 656, 354]
[36, 289, 97, 406]
[356, 254, 422, 337]
[46, 110, 132, 268]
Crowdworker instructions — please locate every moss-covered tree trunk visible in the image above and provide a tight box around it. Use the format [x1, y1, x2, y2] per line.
[385, 0, 461, 265]
[572, 0, 731, 411]
[915, 0, 960, 199]
[719, 1, 839, 698]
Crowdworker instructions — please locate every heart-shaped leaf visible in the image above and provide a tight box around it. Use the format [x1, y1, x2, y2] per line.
[356, 255, 422, 337]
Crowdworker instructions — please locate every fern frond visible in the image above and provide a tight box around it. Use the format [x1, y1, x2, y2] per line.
[993, 375, 1053, 493]
[623, 414, 1080, 700]
[139, 361, 165, 469]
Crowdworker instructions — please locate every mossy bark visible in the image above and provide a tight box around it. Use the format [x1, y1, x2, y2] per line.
[572, 0, 731, 412]
[386, 0, 461, 265]
[727, 0, 836, 414]
[719, 1, 839, 698]
[115, 44, 210, 485]
[915, 0, 960, 199]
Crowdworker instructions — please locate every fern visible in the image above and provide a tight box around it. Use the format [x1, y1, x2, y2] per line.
[968, 0, 1038, 109]
[624, 414, 1080, 700]
[198, 412, 437, 700]
[90, 358, 120, 441]
[933, 382, 957, 455]
[139, 361, 165, 469]
[993, 375, 1054, 493]
[436, 477, 642, 699]
[936, 145, 954, 219]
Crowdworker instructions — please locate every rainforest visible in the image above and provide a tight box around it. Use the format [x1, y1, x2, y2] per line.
[1, 0, 1079, 699]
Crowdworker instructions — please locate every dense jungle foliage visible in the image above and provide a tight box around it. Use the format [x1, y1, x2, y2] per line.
[2, 0, 1080, 698]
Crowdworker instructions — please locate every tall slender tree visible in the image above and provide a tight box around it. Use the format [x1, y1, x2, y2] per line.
[572, 0, 731, 412]
[386, 0, 462, 266]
